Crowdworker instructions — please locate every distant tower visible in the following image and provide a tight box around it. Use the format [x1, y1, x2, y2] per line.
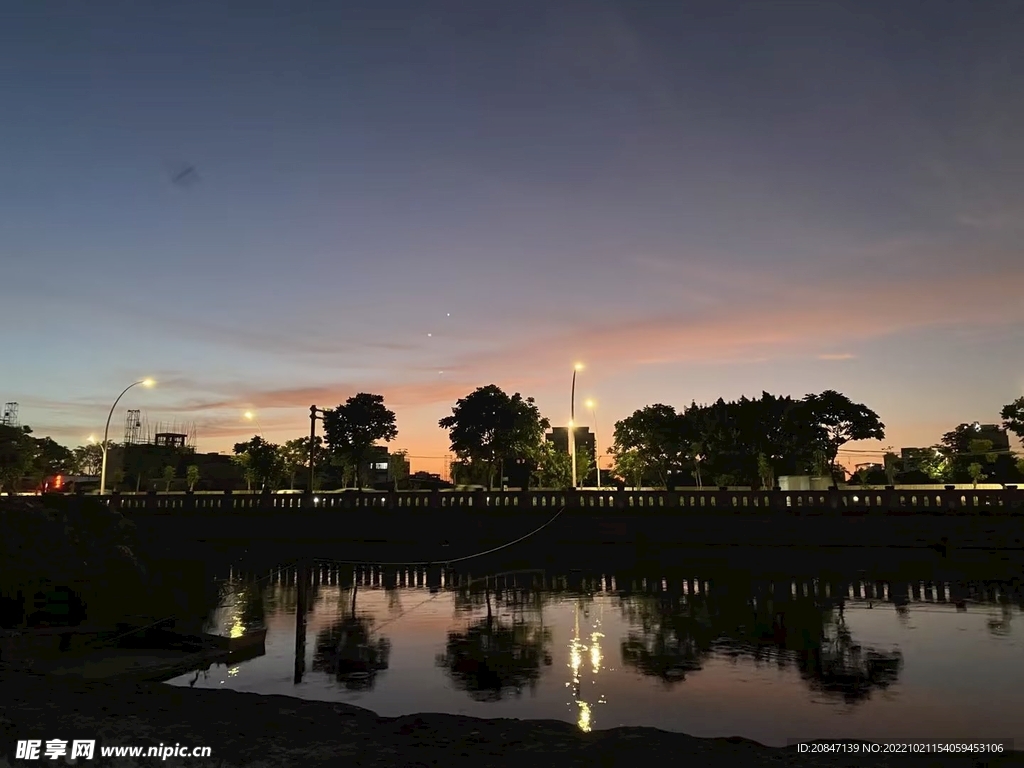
[124, 409, 142, 445]
[1, 402, 18, 427]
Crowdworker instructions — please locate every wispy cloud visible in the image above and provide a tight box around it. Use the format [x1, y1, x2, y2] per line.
[442, 266, 1024, 378]
[817, 353, 857, 361]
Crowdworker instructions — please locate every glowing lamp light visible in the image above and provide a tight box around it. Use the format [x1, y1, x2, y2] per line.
[142, 378, 156, 388]
[574, 363, 584, 371]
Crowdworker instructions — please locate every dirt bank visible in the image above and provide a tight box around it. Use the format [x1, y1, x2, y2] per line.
[1, 676, 1021, 767]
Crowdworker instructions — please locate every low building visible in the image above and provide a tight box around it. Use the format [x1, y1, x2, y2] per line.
[970, 423, 1011, 452]
[546, 426, 597, 485]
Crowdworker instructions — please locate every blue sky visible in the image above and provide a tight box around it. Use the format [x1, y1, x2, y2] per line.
[2, 0, 1023, 473]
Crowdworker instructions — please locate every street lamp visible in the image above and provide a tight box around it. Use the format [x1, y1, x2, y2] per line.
[243, 410, 264, 439]
[585, 399, 600, 489]
[570, 363, 583, 488]
[99, 378, 155, 495]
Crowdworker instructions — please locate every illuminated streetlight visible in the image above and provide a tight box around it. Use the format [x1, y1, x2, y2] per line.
[570, 363, 583, 488]
[99, 378, 155, 495]
[243, 410, 264, 438]
[585, 399, 600, 489]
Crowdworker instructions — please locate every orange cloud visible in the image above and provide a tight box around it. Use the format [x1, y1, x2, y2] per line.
[441, 268, 1024, 378]
[817, 353, 857, 361]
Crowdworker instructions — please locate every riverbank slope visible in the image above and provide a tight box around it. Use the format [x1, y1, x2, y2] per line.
[1, 676, 1021, 767]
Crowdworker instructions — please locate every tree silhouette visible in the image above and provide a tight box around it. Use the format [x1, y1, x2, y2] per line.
[439, 385, 549, 490]
[618, 589, 902, 703]
[322, 394, 398, 490]
[312, 585, 391, 690]
[436, 589, 552, 701]
[802, 390, 886, 486]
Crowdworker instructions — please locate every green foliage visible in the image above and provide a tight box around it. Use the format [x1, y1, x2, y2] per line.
[439, 385, 549, 490]
[802, 390, 886, 484]
[968, 462, 987, 488]
[610, 404, 685, 488]
[607, 392, 872, 489]
[756, 452, 775, 491]
[72, 443, 103, 476]
[278, 436, 324, 490]
[32, 437, 74, 483]
[162, 465, 176, 491]
[323, 393, 398, 490]
[531, 441, 572, 489]
[901, 446, 948, 481]
[1001, 397, 1024, 443]
[0, 424, 36, 493]
[388, 449, 410, 488]
[185, 464, 200, 491]
[611, 447, 647, 488]
[232, 436, 285, 491]
[574, 444, 594, 487]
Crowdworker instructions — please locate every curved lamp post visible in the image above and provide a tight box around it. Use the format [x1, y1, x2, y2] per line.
[244, 410, 265, 439]
[570, 363, 583, 488]
[99, 378, 155, 495]
[585, 399, 600, 489]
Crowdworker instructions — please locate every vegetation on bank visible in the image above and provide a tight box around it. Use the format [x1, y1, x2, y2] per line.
[3, 393, 1023, 493]
[0, 496, 140, 626]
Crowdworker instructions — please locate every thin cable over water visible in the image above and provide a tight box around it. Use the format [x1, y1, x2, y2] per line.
[81, 506, 566, 648]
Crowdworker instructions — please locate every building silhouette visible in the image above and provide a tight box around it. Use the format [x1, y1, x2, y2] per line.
[546, 426, 597, 485]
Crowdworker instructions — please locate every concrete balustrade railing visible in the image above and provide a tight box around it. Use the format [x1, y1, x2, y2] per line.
[82, 486, 1024, 516]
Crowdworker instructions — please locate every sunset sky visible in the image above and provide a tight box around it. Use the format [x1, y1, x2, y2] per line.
[3, 1, 1023, 475]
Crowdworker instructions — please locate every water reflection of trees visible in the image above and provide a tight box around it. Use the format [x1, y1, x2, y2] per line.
[312, 584, 391, 691]
[437, 587, 552, 701]
[618, 589, 903, 703]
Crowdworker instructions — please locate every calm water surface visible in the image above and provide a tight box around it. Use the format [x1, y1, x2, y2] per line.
[166, 561, 1023, 747]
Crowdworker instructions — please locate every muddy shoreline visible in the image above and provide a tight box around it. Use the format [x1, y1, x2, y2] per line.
[1, 675, 1022, 767]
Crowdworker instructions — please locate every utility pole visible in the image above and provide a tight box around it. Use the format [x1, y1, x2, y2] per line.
[308, 405, 328, 493]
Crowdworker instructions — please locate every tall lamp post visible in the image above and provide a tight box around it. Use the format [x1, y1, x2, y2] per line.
[244, 410, 265, 439]
[570, 363, 583, 488]
[585, 399, 600, 489]
[99, 378, 155, 495]
[308, 405, 328, 493]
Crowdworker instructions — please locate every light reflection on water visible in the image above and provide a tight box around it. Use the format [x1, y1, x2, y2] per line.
[167, 566, 1024, 747]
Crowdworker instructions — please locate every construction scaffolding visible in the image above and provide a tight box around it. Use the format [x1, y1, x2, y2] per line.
[151, 420, 197, 450]
[1, 402, 18, 428]
[121, 410, 197, 450]
[124, 409, 144, 445]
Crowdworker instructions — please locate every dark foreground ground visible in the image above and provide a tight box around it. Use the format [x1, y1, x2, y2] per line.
[1, 676, 1022, 768]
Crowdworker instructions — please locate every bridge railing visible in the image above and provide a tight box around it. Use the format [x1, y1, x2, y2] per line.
[82, 487, 1024, 516]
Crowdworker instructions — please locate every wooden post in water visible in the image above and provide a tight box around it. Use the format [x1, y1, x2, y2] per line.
[293, 559, 309, 684]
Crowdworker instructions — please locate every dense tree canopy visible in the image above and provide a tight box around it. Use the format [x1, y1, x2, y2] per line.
[1002, 397, 1024, 443]
[322, 393, 398, 489]
[608, 391, 884, 489]
[7, 388, 1023, 493]
[0, 425, 36, 494]
[439, 385, 549, 490]
[232, 436, 285, 491]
